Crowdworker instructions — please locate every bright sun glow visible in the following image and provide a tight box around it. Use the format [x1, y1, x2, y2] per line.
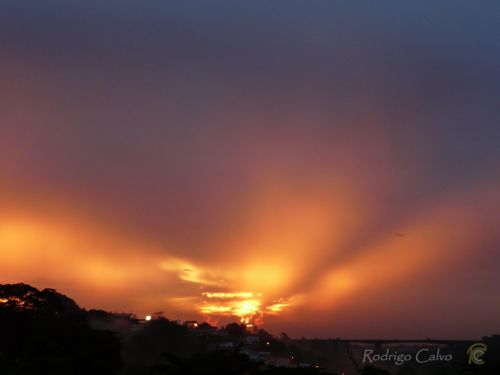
[199, 290, 293, 326]
[233, 299, 260, 316]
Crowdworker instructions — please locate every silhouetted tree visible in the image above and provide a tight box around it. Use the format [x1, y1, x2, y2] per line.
[0, 283, 122, 375]
[225, 322, 247, 341]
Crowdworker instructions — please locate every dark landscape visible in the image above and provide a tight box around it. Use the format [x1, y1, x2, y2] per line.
[1, 284, 498, 375]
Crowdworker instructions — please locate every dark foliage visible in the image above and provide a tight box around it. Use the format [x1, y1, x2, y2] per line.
[225, 322, 248, 341]
[0, 284, 122, 375]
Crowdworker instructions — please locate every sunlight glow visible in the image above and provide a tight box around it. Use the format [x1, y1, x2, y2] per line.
[233, 299, 261, 317]
[199, 291, 262, 324]
[267, 302, 290, 313]
[203, 292, 256, 299]
[200, 305, 232, 314]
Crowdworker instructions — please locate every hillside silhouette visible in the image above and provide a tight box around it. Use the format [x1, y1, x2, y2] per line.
[0, 284, 121, 375]
[0, 283, 332, 375]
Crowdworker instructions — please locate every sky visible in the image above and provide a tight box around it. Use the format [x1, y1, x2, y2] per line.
[0, 2, 499, 339]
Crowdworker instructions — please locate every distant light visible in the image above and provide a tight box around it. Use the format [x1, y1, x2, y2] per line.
[145, 315, 152, 321]
[194, 322, 198, 327]
[266, 341, 270, 345]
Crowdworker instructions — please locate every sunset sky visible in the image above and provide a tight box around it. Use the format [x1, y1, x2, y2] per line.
[1, 2, 499, 339]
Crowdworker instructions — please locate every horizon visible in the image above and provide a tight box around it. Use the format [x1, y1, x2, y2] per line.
[1, 2, 499, 340]
[2, 281, 497, 342]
